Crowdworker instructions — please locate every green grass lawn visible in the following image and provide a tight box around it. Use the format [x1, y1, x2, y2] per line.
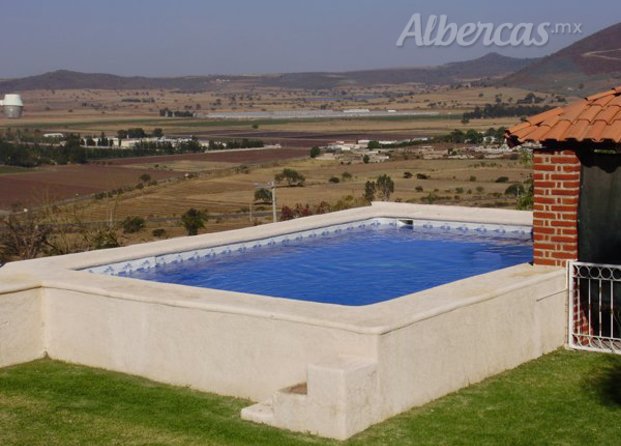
[0, 349, 620, 445]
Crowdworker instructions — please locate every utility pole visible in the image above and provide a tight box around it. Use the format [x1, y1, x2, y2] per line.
[270, 181, 277, 223]
[253, 181, 278, 223]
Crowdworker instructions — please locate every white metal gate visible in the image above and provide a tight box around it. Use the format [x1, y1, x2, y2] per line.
[569, 261, 621, 354]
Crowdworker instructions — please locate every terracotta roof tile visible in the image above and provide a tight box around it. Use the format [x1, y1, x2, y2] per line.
[544, 120, 573, 141]
[601, 124, 621, 143]
[506, 86, 621, 145]
[526, 107, 563, 126]
[586, 89, 616, 101]
[578, 105, 603, 122]
[564, 120, 590, 141]
[584, 120, 608, 141]
[593, 95, 615, 107]
[595, 106, 621, 124]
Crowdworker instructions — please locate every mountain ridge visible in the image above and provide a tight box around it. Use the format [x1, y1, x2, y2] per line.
[0, 53, 536, 92]
[504, 22, 621, 94]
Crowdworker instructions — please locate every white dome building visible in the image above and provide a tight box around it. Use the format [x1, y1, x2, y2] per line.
[0, 94, 24, 118]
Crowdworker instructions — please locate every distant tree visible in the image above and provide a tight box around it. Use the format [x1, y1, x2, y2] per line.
[376, 174, 395, 201]
[274, 168, 305, 187]
[139, 173, 152, 183]
[310, 146, 321, 158]
[465, 129, 483, 144]
[127, 128, 147, 139]
[363, 154, 370, 164]
[181, 208, 207, 236]
[364, 181, 376, 203]
[367, 140, 381, 149]
[0, 213, 51, 261]
[152, 128, 163, 138]
[254, 188, 272, 203]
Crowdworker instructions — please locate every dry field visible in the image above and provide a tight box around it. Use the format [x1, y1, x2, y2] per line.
[0, 148, 308, 211]
[77, 157, 530, 226]
[0, 84, 562, 138]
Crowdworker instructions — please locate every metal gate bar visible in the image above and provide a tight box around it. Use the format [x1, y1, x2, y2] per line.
[569, 261, 621, 354]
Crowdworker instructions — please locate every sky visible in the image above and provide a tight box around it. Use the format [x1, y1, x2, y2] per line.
[0, 0, 619, 78]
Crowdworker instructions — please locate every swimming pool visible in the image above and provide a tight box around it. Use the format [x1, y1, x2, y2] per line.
[92, 218, 532, 306]
[1, 203, 565, 440]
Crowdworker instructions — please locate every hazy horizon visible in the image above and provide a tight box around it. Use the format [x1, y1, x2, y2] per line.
[1, 0, 618, 78]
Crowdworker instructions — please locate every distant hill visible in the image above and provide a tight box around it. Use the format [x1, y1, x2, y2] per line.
[0, 53, 536, 92]
[258, 53, 537, 89]
[504, 22, 621, 94]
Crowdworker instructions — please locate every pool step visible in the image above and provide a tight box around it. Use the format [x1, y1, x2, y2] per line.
[241, 355, 378, 440]
[241, 400, 275, 424]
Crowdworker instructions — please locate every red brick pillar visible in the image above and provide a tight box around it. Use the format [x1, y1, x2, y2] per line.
[532, 149, 581, 267]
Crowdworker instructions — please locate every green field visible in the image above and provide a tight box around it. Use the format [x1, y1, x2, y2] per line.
[1, 349, 620, 445]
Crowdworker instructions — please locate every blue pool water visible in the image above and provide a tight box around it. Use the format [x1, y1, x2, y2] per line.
[127, 225, 532, 306]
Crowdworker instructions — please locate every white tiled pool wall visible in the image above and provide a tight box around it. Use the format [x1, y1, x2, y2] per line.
[86, 217, 532, 277]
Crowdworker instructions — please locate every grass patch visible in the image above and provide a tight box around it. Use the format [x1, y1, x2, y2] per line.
[1, 350, 620, 445]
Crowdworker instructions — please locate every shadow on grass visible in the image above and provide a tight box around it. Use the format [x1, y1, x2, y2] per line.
[583, 354, 621, 407]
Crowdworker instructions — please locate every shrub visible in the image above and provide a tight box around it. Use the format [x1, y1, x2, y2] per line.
[181, 208, 208, 236]
[495, 176, 509, 183]
[341, 172, 353, 181]
[329, 176, 340, 184]
[505, 183, 525, 196]
[403, 171, 413, 179]
[421, 192, 439, 204]
[152, 228, 167, 238]
[469, 175, 477, 182]
[122, 216, 145, 234]
[363, 155, 370, 164]
[415, 186, 424, 192]
[455, 187, 464, 194]
[315, 201, 332, 214]
[280, 204, 312, 221]
[416, 173, 429, 180]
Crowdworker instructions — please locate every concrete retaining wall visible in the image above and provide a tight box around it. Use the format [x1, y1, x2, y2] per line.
[0, 282, 44, 367]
